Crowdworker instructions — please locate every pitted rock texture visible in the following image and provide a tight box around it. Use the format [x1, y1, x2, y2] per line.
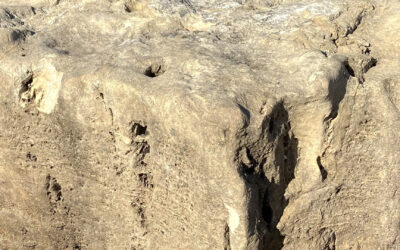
[0, 0, 399, 249]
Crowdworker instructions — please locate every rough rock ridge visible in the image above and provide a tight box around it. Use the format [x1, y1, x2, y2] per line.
[0, 0, 399, 249]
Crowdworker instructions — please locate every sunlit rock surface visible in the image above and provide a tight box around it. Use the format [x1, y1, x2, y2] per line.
[0, 0, 399, 249]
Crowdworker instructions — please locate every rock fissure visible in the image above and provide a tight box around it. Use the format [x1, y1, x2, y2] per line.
[0, 0, 399, 249]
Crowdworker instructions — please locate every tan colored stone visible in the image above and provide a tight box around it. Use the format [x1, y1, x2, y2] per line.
[0, 0, 399, 249]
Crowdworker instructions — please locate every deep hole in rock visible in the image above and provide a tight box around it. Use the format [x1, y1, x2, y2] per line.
[144, 67, 157, 77]
[131, 122, 147, 136]
[144, 63, 166, 78]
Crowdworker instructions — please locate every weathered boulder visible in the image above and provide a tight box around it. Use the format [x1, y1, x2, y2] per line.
[0, 0, 399, 249]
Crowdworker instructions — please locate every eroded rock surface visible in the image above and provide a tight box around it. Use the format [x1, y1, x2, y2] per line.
[0, 0, 399, 249]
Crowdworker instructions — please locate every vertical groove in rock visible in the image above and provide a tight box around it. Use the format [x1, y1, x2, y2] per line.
[235, 101, 298, 249]
[0, 0, 399, 249]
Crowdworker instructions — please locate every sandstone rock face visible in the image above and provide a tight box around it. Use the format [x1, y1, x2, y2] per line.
[0, 0, 399, 249]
